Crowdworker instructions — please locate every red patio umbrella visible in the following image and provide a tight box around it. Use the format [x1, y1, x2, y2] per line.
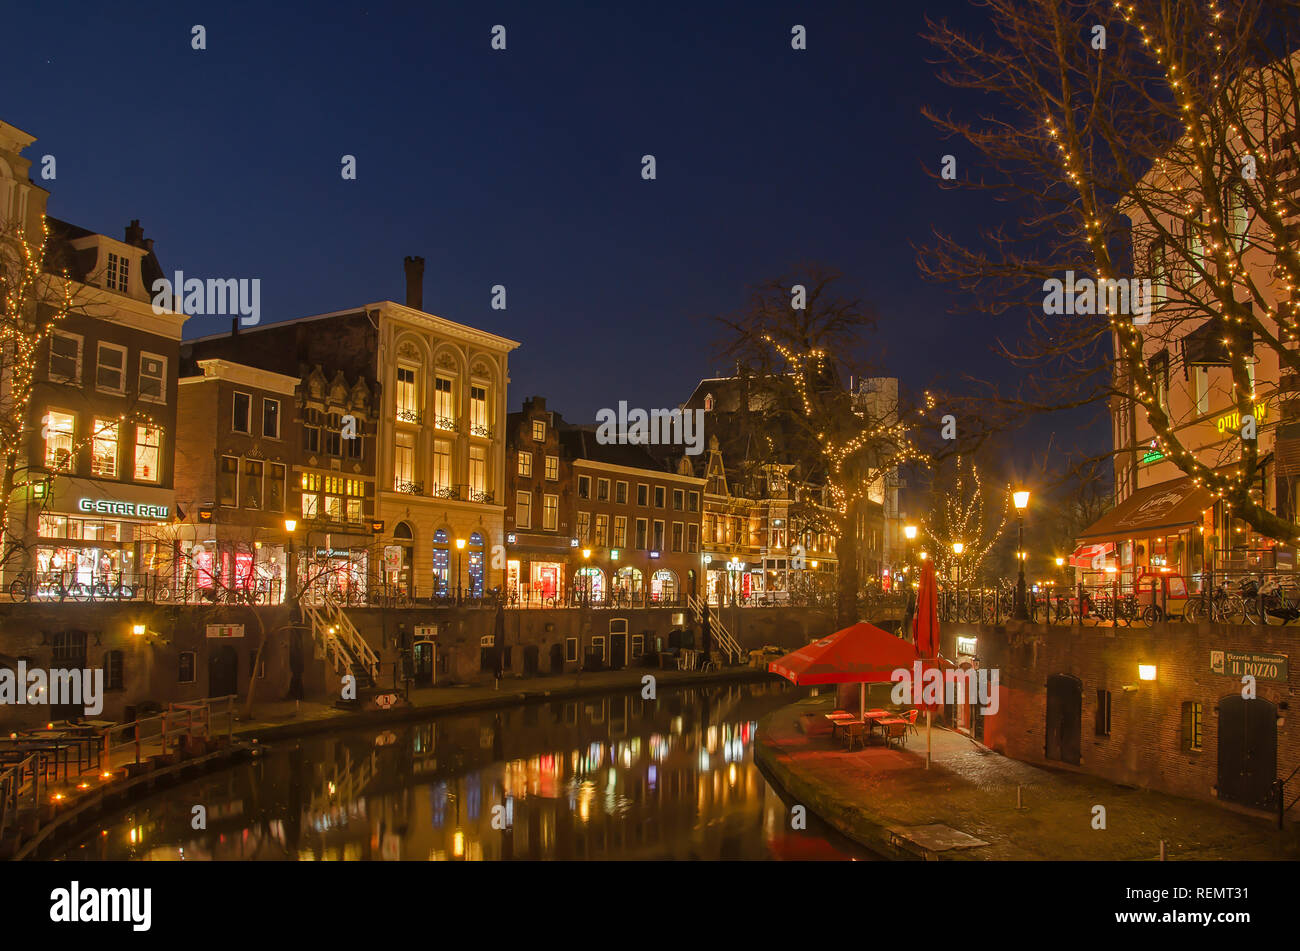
[768, 621, 939, 721]
[912, 559, 946, 767]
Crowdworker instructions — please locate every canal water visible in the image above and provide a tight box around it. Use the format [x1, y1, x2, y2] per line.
[56, 681, 873, 861]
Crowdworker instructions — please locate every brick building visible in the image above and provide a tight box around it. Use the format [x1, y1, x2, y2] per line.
[181, 257, 518, 601]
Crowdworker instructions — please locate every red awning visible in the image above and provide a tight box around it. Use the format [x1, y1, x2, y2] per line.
[1069, 542, 1114, 568]
[768, 622, 937, 685]
[1075, 476, 1211, 542]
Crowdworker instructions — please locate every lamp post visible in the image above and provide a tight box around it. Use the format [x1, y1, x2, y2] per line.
[454, 537, 466, 605]
[1013, 490, 1030, 620]
[952, 542, 964, 616]
[284, 518, 298, 612]
[904, 523, 918, 571]
[703, 553, 713, 606]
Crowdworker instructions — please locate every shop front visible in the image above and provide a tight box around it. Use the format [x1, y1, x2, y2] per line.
[504, 533, 569, 606]
[1074, 476, 1212, 588]
[28, 477, 175, 598]
[301, 542, 371, 604]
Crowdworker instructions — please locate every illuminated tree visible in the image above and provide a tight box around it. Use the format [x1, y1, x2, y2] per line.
[922, 455, 1010, 582]
[921, 0, 1300, 543]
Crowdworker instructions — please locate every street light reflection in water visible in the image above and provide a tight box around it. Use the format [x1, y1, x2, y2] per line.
[59, 681, 873, 861]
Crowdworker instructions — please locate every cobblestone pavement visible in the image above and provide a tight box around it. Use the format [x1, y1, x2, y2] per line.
[756, 693, 1299, 860]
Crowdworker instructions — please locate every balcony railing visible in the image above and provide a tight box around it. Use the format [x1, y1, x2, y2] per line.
[396, 408, 422, 424]
[431, 484, 459, 500]
[394, 480, 424, 495]
[434, 416, 457, 432]
[467, 488, 494, 504]
[470, 423, 493, 439]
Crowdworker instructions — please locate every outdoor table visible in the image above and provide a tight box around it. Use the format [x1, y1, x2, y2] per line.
[824, 713, 857, 742]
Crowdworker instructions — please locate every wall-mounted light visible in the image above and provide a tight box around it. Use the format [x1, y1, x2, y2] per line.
[1138, 664, 1157, 682]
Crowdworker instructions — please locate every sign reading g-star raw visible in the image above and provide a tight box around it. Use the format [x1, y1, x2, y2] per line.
[78, 498, 170, 519]
[1211, 650, 1289, 682]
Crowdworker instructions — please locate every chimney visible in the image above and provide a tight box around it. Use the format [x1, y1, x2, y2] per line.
[404, 256, 425, 310]
[125, 219, 144, 246]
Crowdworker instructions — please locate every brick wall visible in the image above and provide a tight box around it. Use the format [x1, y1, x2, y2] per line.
[953, 620, 1298, 808]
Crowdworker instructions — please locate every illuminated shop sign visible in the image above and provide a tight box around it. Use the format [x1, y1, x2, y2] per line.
[77, 498, 170, 519]
[1215, 402, 1267, 435]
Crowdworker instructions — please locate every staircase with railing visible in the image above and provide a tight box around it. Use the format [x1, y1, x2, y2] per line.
[309, 747, 378, 818]
[304, 595, 381, 688]
[688, 594, 743, 664]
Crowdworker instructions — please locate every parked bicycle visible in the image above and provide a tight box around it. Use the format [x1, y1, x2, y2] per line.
[9, 570, 90, 603]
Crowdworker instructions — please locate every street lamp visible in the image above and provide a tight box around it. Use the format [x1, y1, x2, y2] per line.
[284, 518, 298, 608]
[582, 548, 592, 607]
[703, 553, 712, 606]
[1013, 489, 1030, 619]
[454, 537, 466, 605]
[904, 523, 918, 574]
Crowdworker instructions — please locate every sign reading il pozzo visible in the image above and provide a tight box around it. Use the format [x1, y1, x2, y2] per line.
[1211, 650, 1288, 682]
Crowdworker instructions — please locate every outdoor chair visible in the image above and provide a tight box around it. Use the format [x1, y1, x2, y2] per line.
[904, 709, 920, 738]
[885, 721, 908, 749]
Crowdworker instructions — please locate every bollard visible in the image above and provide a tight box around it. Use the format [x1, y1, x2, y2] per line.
[1017, 785, 1023, 809]
[1159, 839, 1166, 861]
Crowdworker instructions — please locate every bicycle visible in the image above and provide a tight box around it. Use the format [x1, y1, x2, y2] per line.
[9, 570, 89, 603]
[91, 572, 140, 602]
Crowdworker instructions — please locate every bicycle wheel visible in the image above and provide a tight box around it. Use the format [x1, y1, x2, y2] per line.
[1224, 596, 1250, 626]
[70, 582, 90, 602]
[1141, 605, 1159, 625]
[9, 578, 29, 603]
[93, 583, 110, 601]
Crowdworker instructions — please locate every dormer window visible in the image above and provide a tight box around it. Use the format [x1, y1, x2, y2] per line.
[704, 393, 715, 411]
[106, 252, 130, 293]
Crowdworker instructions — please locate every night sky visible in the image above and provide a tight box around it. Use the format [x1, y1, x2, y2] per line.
[5, 0, 1107, 467]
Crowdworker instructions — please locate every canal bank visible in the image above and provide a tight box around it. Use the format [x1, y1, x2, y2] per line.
[755, 693, 1300, 860]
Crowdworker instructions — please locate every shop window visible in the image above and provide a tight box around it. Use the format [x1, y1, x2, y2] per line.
[44, 410, 75, 472]
[614, 516, 627, 548]
[262, 398, 280, 438]
[578, 475, 591, 499]
[218, 455, 238, 506]
[49, 332, 82, 382]
[90, 418, 119, 478]
[1181, 701, 1204, 751]
[138, 353, 166, 402]
[544, 455, 558, 481]
[516, 491, 532, 529]
[637, 484, 649, 506]
[104, 650, 124, 691]
[532, 419, 546, 441]
[233, 394, 252, 434]
[132, 424, 163, 483]
[178, 651, 196, 684]
[267, 463, 285, 511]
[654, 486, 666, 508]
[243, 459, 263, 509]
[1095, 689, 1111, 737]
[543, 494, 558, 531]
[95, 342, 126, 393]
[518, 451, 533, 477]
[616, 481, 628, 504]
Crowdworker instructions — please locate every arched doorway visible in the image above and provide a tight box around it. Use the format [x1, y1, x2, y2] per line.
[614, 567, 643, 603]
[209, 644, 239, 698]
[1218, 695, 1277, 808]
[432, 529, 450, 599]
[468, 532, 485, 598]
[1045, 674, 1082, 764]
[575, 566, 605, 603]
[650, 569, 678, 603]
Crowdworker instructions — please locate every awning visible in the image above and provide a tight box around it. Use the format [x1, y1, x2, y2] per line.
[1068, 542, 1114, 568]
[1076, 476, 1211, 542]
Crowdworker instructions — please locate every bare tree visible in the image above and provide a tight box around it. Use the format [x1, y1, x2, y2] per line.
[921, 454, 1011, 582]
[920, 0, 1300, 542]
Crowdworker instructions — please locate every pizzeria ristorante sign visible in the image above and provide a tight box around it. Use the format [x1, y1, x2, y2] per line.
[77, 497, 170, 519]
[1210, 650, 1289, 683]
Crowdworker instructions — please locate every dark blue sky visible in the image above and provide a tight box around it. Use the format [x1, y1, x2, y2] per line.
[6, 0, 1107, 466]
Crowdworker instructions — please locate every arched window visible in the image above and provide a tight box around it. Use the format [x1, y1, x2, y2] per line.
[393, 521, 415, 595]
[651, 569, 678, 602]
[468, 532, 485, 598]
[433, 529, 450, 598]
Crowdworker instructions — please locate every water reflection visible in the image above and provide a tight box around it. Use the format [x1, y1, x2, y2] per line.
[58, 682, 870, 861]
